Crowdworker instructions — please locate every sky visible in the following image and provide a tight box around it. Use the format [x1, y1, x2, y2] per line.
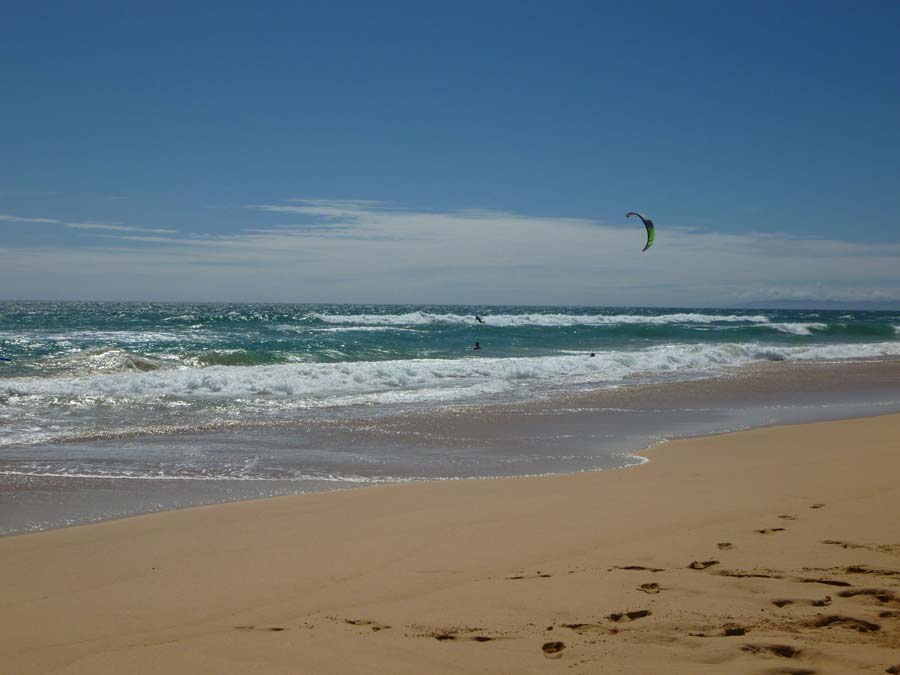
[2, 1, 899, 307]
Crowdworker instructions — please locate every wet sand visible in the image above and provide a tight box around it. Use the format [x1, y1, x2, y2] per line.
[1, 412, 898, 674]
[3, 360, 899, 535]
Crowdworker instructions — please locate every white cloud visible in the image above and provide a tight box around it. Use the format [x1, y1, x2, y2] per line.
[0, 213, 61, 224]
[65, 222, 176, 234]
[0, 212, 176, 234]
[1, 200, 899, 305]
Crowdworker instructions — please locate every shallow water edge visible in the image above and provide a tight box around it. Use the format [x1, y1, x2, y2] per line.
[1, 359, 898, 535]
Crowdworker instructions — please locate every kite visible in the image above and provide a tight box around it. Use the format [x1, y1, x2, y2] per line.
[626, 212, 655, 252]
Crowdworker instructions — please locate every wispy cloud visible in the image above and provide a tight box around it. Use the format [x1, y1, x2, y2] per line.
[248, 199, 398, 221]
[0, 212, 176, 234]
[1, 199, 899, 305]
[66, 222, 177, 234]
[0, 214, 60, 225]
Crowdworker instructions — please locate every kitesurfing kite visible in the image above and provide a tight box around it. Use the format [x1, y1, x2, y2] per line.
[626, 212, 655, 252]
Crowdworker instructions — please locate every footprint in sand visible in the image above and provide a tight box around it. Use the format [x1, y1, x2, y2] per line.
[504, 572, 552, 580]
[718, 542, 734, 550]
[821, 540, 900, 554]
[613, 565, 664, 572]
[345, 619, 391, 632]
[560, 622, 612, 635]
[756, 527, 787, 534]
[800, 577, 852, 587]
[416, 625, 493, 642]
[432, 634, 494, 642]
[742, 643, 802, 658]
[885, 665, 900, 674]
[837, 588, 898, 604]
[235, 625, 286, 632]
[821, 539, 867, 549]
[810, 503, 825, 509]
[722, 623, 748, 636]
[690, 623, 749, 638]
[807, 615, 880, 633]
[771, 596, 831, 608]
[716, 569, 780, 579]
[688, 560, 720, 570]
[778, 514, 798, 520]
[607, 610, 652, 623]
[542, 640, 565, 658]
[844, 565, 900, 577]
[637, 582, 661, 594]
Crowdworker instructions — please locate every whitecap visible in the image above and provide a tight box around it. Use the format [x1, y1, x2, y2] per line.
[310, 311, 772, 327]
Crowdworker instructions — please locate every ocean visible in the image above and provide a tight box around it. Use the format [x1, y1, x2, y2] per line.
[2, 302, 899, 533]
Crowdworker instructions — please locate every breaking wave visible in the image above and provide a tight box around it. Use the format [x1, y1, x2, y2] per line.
[310, 311, 773, 327]
[47, 348, 173, 374]
[6, 340, 899, 409]
[768, 322, 828, 335]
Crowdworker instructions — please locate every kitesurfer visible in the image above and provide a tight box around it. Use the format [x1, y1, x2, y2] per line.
[475, 315, 484, 323]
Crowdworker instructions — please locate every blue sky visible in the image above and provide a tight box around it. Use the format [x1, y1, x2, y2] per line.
[2, 1, 899, 305]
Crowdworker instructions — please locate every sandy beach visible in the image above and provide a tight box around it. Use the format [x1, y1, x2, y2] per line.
[6, 2, 900, 673]
[2, 413, 899, 674]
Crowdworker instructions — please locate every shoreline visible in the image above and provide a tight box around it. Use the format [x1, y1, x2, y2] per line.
[3, 358, 900, 536]
[0, 361, 900, 537]
[4, 405, 900, 542]
[2, 413, 898, 674]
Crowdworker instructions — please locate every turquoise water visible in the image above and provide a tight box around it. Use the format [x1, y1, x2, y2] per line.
[2, 302, 899, 449]
[3, 303, 899, 370]
[1, 301, 899, 533]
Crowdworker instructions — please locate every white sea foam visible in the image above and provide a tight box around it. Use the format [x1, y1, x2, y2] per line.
[3, 339, 900, 450]
[5, 341, 900, 408]
[0, 467, 407, 483]
[310, 311, 773, 327]
[768, 322, 828, 335]
[290, 326, 422, 333]
[0, 329, 210, 345]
